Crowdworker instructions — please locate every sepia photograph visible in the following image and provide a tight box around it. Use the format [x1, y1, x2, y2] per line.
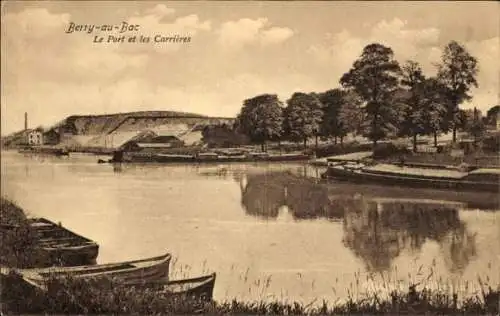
[1, 1, 499, 314]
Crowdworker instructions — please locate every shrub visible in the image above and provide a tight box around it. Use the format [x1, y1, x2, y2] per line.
[483, 133, 500, 153]
[372, 143, 410, 159]
[0, 270, 48, 314]
[310, 142, 373, 158]
[0, 197, 49, 268]
[460, 141, 476, 155]
[0, 198, 27, 225]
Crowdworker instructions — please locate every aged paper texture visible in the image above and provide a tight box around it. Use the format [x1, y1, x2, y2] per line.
[1, 1, 499, 314]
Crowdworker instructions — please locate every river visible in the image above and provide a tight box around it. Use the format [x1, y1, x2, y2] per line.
[1, 150, 499, 304]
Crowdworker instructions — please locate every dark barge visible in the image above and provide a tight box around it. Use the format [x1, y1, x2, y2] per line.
[322, 163, 500, 193]
[105, 150, 311, 164]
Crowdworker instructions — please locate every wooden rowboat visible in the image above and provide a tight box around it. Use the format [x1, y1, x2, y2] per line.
[29, 218, 99, 267]
[124, 273, 216, 302]
[17, 252, 172, 289]
[0, 270, 215, 308]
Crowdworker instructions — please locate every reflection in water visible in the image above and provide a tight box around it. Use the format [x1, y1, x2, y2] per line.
[343, 201, 477, 273]
[240, 172, 345, 220]
[241, 173, 287, 219]
[239, 171, 477, 274]
[440, 224, 477, 274]
[112, 163, 123, 173]
[197, 167, 231, 179]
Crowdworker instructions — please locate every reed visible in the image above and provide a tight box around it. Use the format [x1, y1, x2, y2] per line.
[1, 267, 498, 315]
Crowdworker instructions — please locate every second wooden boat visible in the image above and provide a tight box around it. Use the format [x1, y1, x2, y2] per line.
[17, 252, 172, 290]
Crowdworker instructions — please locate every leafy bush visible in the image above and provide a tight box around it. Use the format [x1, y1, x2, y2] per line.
[0, 270, 48, 314]
[372, 143, 410, 159]
[0, 197, 48, 268]
[309, 142, 373, 158]
[460, 142, 476, 155]
[0, 198, 27, 225]
[202, 124, 250, 148]
[440, 142, 462, 153]
[483, 133, 500, 153]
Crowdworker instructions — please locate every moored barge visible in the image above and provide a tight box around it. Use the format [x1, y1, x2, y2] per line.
[322, 162, 500, 193]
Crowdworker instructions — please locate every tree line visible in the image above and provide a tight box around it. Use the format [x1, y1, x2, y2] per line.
[234, 41, 497, 152]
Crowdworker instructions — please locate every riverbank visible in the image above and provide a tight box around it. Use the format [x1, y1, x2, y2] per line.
[310, 147, 500, 169]
[381, 153, 500, 169]
[0, 198, 47, 268]
[2, 268, 499, 315]
[1, 196, 499, 315]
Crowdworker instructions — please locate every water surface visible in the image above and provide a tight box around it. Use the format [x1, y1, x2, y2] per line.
[2, 151, 499, 304]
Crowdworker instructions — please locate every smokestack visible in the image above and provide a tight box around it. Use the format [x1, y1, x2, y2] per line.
[24, 112, 28, 130]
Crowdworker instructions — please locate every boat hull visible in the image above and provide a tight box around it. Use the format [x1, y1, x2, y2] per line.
[126, 273, 216, 302]
[18, 147, 69, 156]
[30, 218, 99, 267]
[322, 167, 499, 193]
[18, 253, 172, 290]
[119, 152, 311, 164]
[42, 244, 99, 267]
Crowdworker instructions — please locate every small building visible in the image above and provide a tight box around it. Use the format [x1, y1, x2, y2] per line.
[28, 130, 43, 145]
[121, 135, 185, 152]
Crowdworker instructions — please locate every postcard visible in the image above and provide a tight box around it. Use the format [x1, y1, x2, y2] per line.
[1, 1, 499, 314]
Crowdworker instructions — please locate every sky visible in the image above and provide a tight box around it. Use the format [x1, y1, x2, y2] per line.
[1, 1, 499, 135]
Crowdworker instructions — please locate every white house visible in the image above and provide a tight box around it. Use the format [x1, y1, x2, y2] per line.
[28, 130, 43, 145]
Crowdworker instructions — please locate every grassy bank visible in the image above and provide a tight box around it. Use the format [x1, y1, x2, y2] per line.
[2, 270, 498, 315]
[382, 152, 500, 168]
[0, 198, 49, 268]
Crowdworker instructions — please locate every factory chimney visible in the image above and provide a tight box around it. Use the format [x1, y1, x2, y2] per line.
[24, 112, 28, 130]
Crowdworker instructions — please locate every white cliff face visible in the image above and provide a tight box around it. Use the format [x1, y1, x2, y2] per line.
[39, 112, 235, 150]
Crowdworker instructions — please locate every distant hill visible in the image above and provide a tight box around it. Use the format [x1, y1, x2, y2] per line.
[2, 111, 235, 150]
[54, 111, 211, 135]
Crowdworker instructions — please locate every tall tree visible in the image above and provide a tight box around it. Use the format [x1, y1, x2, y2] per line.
[236, 94, 284, 151]
[284, 92, 323, 149]
[340, 43, 401, 147]
[421, 77, 449, 147]
[399, 61, 427, 152]
[338, 90, 365, 142]
[318, 89, 346, 144]
[437, 41, 479, 143]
